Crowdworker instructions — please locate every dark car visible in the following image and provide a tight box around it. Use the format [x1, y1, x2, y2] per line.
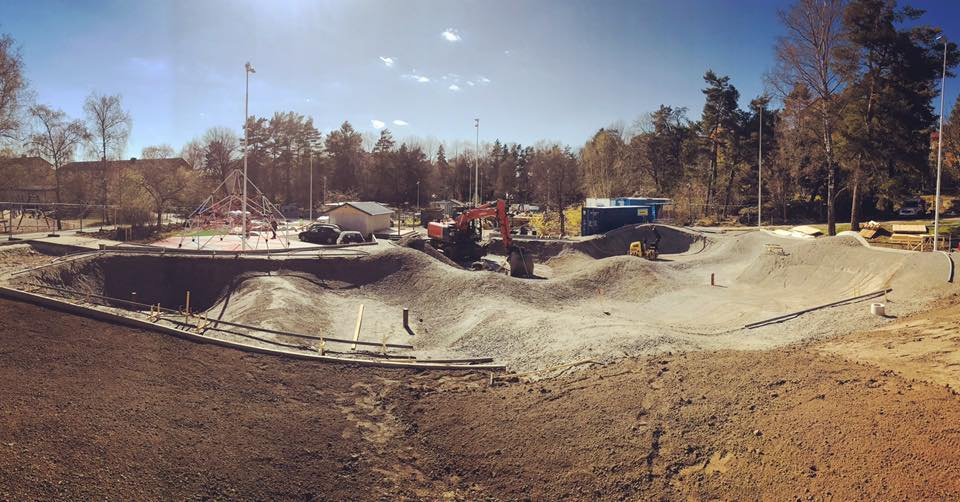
[298, 223, 341, 244]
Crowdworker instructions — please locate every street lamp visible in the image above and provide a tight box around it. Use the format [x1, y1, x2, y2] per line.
[934, 35, 947, 251]
[416, 180, 421, 215]
[757, 102, 763, 228]
[242, 61, 255, 253]
[474, 118, 480, 206]
[309, 151, 314, 221]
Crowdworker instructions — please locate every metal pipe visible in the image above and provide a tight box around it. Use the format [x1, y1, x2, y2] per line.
[744, 288, 891, 329]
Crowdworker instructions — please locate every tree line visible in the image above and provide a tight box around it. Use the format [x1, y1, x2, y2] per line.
[2, 0, 960, 233]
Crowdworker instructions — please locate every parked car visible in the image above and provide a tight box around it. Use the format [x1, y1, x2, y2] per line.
[280, 203, 300, 219]
[336, 231, 365, 244]
[298, 223, 341, 244]
[898, 197, 927, 217]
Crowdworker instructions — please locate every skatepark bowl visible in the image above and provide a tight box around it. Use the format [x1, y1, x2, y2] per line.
[7, 224, 955, 371]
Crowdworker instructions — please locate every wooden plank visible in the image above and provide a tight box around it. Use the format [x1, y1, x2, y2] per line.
[351, 304, 364, 350]
[859, 228, 878, 239]
[890, 233, 924, 242]
[892, 224, 928, 234]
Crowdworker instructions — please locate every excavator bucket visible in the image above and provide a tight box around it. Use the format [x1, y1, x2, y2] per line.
[507, 247, 535, 277]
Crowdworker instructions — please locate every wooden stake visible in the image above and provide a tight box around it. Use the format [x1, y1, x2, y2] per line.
[351, 304, 364, 351]
[184, 290, 191, 324]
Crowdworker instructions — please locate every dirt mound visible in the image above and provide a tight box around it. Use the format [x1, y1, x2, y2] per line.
[397, 234, 462, 268]
[0, 244, 54, 274]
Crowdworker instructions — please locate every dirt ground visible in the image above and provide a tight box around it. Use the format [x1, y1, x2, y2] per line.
[0, 297, 466, 501]
[2, 294, 960, 500]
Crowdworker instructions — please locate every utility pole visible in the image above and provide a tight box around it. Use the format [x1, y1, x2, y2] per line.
[934, 35, 947, 251]
[474, 118, 479, 206]
[242, 62, 255, 253]
[758, 103, 763, 228]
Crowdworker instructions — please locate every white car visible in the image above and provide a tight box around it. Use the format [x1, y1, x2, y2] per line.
[898, 198, 926, 217]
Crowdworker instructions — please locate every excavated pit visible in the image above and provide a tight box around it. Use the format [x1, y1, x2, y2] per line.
[11, 226, 957, 371]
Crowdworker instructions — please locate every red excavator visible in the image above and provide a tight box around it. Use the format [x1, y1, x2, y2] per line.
[427, 199, 534, 277]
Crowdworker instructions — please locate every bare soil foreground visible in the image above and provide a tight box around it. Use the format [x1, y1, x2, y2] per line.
[2, 295, 960, 500]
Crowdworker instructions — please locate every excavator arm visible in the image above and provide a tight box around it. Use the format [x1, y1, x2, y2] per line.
[453, 199, 512, 249]
[428, 199, 531, 276]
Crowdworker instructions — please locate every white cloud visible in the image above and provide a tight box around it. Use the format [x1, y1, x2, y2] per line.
[448, 84, 460, 91]
[504, 49, 512, 55]
[403, 73, 430, 83]
[392, 119, 409, 126]
[467, 81, 475, 86]
[441, 28, 461, 42]
[378, 56, 395, 67]
[479, 76, 491, 84]
[371, 119, 385, 129]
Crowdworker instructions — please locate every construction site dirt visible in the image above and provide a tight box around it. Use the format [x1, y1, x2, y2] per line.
[2, 297, 960, 500]
[2, 225, 960, 499]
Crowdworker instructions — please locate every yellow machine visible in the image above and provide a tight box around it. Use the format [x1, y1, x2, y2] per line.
[629, 241, 658, 260]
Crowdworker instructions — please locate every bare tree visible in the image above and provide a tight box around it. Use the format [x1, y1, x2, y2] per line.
[139, 162, 191, 227]
[141, 144, 175, 159]
[180, 138, 205, 170]
[84, 92, 131, 224]
[28, 105, 88, 230]
[200, 127, 239, 180]
[0, 33, 29, 143]
[772, 0, 849, 235]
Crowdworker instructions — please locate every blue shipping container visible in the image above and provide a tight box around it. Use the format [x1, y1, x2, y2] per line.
[581, 205, 653, 236]
[611, 197, 671, 220]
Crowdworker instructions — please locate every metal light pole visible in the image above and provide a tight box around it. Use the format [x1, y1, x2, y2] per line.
[309, 153, 313, 221]
[474, 118, 479, 206]
[934, 36, 947, 251]
[416, 180, 421, 214]
[758, 103, 763, 228]
[242, 62, 255, 253]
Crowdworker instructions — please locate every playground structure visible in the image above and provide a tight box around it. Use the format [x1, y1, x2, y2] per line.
[174, 169, 291, 251]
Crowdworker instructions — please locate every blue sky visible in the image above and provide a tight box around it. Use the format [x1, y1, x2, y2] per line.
[2, 0, 958, 157]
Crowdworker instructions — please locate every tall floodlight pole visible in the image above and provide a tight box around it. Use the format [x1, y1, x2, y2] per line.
[242, 62, 255, 253]
[758, 103, 763, 228]
[474, 118, 480, 206]
[309, 152, 314, 221]
[934, 36, 947, 251]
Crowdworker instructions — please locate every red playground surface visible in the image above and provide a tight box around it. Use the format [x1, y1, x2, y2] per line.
[150, 233, 315, 251]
